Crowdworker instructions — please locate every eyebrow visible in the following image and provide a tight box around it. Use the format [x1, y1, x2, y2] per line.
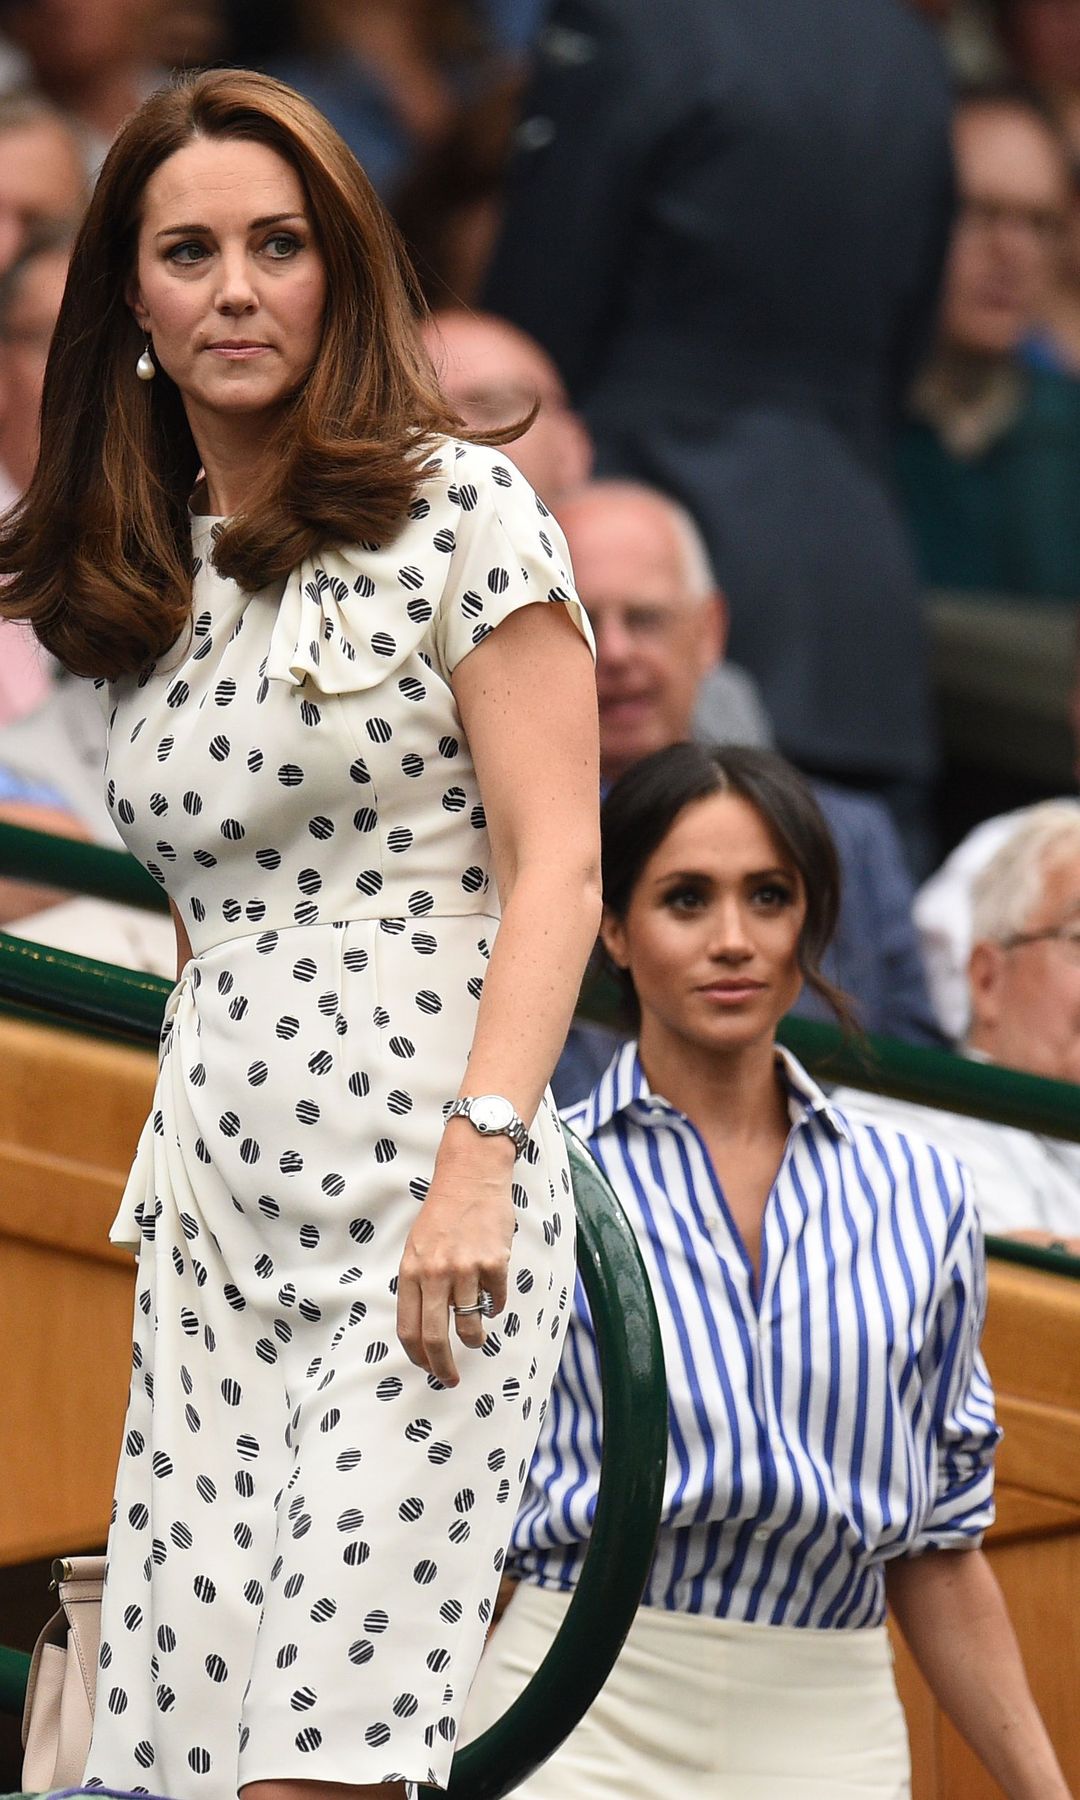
[651, 864, 795, 886]
[154, 211, 307, 239]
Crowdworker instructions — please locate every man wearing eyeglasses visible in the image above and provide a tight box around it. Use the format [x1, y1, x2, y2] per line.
[897, 83, 1080, 599]
[835, 802, 1080, 1246]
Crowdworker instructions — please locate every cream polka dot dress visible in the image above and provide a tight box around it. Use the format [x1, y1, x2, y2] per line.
[82, 441, 588, 1797]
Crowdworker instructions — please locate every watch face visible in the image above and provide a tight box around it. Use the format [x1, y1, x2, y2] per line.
[470, 1094, 515, 1133]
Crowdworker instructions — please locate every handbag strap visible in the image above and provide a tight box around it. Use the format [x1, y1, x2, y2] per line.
[54, 1556, 106, 1712]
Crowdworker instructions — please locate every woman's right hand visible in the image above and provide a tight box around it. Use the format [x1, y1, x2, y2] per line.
[395, 1124, 515, 1387]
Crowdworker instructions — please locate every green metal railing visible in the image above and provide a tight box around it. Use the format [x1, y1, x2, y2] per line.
[0, 808, 1077, 1155]
[438, 1128, 667, 1798]
[0, 1643, 26, 1720]
[0, 935, 171, 1040]
[0, 821, 167, 914]
[776, 1014, 1080, 1147]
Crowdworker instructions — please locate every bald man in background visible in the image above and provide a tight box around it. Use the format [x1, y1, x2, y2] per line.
[421, 307, 593, 508]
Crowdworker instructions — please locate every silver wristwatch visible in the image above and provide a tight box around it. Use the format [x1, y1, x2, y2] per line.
[445, 1093, 529, 1156]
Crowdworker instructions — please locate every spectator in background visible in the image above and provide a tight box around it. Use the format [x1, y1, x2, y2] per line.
[420, 311, 785, 751]
[0, 224, 71, 494]
[0, 0, 164, 174]
[268, 0, 499, 202]
[993, 0, 1080, 100]
[422, 307, 592, 506]
[564, 481, 772, 771]
[915, 616, 1080, 1037]
[984, 1, 1080, 372]
[1025, 96, 1080, 373]
[551, 480, 943, 1108]
[0, 225, 73, 725]
[837, 803, 1080, 1244]
[0, 91, 84, 276]
[483, 0, 956, 868]
[395, 75, 523, 307]
[915, 794, 1080, 1039]
[897, 85, 1080, 599]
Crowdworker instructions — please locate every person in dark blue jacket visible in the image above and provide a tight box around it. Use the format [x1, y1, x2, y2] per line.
[484, 0, 956, 858]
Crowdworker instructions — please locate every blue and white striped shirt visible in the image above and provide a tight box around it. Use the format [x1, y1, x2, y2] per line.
[511, 1042, 1001, 1628]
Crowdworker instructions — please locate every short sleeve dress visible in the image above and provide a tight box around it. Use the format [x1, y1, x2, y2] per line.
[82, 440, 591, 1798]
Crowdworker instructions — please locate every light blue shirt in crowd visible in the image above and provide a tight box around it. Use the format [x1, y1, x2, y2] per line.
[0, 765, 64, 806]
[511, 1043, 1000, 1628]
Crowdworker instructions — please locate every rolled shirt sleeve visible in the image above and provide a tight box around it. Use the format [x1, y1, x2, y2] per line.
[912, 1169, 1001, 1551]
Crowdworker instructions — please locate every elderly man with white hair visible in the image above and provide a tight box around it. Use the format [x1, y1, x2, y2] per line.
[835, 802, 1080, 1244]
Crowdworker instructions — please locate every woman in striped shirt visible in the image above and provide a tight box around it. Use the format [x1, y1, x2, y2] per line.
[464, 744, 1069, 1799]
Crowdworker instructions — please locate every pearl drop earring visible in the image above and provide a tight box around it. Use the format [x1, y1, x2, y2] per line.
[136, 341, 155, 381]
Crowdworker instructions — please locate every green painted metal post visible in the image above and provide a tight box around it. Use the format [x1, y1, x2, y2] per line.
[0, 1645, 29, 1723]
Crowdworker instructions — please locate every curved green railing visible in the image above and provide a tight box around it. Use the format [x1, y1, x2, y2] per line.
[0, 934, 668, 1799]
[436, 1127, 667, 1798]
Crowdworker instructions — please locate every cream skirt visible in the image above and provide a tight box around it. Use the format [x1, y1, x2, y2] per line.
[462, 1582, 911, 1799]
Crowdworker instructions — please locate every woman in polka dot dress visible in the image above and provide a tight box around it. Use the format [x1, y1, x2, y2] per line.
[0, 70, 600, 1800]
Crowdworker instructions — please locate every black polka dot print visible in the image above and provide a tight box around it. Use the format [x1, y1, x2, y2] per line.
[82, 442, 586, 1798]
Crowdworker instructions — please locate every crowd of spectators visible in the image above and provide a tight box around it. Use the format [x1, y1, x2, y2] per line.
[2, 0, 1080, 1242]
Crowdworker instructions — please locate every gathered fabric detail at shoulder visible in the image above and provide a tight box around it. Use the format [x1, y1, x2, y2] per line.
[264, 439, 593, 696]
[265, 539, 441, 695]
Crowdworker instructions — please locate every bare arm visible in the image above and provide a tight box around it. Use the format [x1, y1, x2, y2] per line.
[396, 602, 601, 1386]
[886, 1548, 1072, 1800]
[446, 602, 601, 1121]
[168, 897, 193, 982]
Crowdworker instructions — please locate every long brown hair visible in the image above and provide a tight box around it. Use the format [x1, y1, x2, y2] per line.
[0, 68, 473, 678]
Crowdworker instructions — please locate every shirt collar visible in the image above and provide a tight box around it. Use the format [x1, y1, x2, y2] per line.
[774, 1043, 854, 1143]
[578, 1038, 853, 1145]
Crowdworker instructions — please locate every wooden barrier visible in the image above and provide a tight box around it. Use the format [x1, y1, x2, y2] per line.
[0, 1015, 151, 1565]
[1, 1011, 1079, 1791]
[895, 1256, 1080, 1796]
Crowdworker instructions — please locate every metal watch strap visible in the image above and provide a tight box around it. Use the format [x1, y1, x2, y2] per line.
[445, 1095, 529, 1157]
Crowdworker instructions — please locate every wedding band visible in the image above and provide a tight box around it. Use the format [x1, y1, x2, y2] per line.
[452, 1290, 491, 1317]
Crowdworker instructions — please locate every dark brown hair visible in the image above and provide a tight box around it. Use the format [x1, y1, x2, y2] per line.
[0, 68, 480, 678]
[599, 742, 857, 1033]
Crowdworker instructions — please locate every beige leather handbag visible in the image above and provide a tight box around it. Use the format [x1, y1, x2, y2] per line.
[21, 1555, 105, 1793]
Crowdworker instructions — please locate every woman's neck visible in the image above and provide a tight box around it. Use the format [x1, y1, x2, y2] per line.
[636, 1023, 790, 1148]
